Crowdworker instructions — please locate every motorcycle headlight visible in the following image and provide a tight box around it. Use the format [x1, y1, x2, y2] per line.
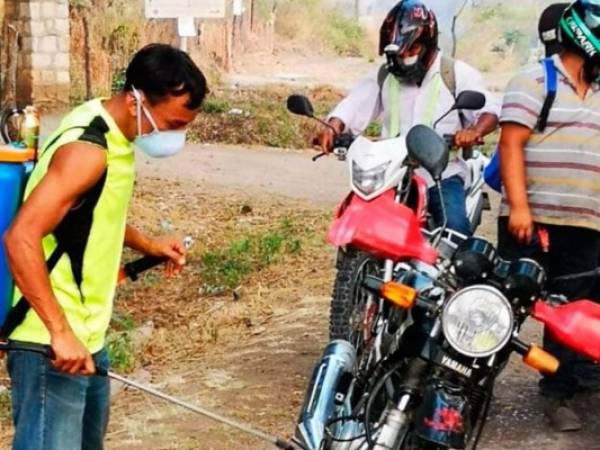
[442, 285, 513, 358]
[352, 161, 390, 196]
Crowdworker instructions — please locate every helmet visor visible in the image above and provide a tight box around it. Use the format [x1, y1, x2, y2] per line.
[581, 0, 600, 28]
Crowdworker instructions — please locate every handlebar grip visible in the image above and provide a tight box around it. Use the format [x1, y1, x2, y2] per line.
[443, 134, 455, 147]
[312, 152, 328, 162]
[122, 256, 167, 281]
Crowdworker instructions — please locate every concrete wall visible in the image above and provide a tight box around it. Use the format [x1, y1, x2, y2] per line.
[3, 0, 70, 107]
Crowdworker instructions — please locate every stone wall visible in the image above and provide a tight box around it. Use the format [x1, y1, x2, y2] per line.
[3, 0, 70, 108]
[1, 0, 275, 108]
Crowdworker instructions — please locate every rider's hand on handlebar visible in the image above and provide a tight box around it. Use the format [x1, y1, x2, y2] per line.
[454, 128, 484, 148]
[314, 127, 335, 154]
[312, 118, 345, 154]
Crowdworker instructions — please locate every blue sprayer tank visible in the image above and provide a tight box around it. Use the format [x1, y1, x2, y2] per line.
[0, 146, 35, 324]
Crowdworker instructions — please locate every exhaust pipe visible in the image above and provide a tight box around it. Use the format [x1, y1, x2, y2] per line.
[296, 340, 357, 450]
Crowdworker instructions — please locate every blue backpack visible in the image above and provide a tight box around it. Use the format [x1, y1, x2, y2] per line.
[484, 57, 558, 192]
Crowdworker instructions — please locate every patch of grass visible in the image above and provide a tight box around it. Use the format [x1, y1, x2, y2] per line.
[199, 217, 305, 291]
[322, 11, 367, 57]
[191, 85, 344, 149]
[457, 2, 539, 73]
[202, 97, 231, 114]
[106, 311, 137, 373]
[275, 0, 373, 58]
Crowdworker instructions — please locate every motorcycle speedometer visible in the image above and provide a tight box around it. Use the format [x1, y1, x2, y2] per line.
[442, 285, 513, 358]
[453, 237, 496, 283]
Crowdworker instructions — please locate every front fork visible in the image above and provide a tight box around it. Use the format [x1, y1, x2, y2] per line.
[373, 359, 429, 450]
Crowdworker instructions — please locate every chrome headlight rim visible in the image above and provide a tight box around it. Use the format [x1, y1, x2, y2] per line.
[442, 285, 514, 358]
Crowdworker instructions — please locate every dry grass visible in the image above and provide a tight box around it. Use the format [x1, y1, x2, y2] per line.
[0, 176, 332, 447]
[109, 177, 332, 369]
[192, 85, 345, 149]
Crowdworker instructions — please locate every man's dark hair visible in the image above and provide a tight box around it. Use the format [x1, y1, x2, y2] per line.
[124, 43, 208, 110]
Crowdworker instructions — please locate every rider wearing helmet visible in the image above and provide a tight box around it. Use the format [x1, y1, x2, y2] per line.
[316, 0, 500, 237]
[498, 0, 600, 432]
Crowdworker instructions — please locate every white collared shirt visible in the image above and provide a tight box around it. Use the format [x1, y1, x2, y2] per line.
[329, 52, 501, 185]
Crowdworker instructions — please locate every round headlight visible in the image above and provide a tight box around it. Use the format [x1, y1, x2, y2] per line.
[442, 285, 513, 358]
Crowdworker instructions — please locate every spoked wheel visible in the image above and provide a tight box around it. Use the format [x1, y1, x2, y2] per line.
[329, 247, 381, 363]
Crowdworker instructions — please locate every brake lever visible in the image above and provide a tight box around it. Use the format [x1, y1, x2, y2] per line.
[312, 152, 328, 162]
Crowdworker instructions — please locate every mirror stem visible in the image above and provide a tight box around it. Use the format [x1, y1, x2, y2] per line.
[432, 108, 454, 130]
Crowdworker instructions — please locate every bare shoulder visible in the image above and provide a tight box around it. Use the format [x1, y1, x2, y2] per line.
[48, 142, 107, 187]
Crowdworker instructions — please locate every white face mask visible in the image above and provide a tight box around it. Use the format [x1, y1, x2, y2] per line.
[402, 54, 419, 66]
[131, 86, 187, 158]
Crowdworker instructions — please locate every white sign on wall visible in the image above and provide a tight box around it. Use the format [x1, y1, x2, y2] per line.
[145, 0, 226, 19]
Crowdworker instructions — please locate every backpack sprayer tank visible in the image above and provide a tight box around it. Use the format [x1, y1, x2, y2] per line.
[0, 106, 39, 324]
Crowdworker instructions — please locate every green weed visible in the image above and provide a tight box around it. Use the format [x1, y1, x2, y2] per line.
[199, 217, 306, 291]
[202, 97, 231, 114]
[106, 311, 137, 373]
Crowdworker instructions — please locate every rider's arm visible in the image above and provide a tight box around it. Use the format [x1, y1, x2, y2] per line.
[4, 143, 106, 374]
[328, 71, 383, 135]
[455, 60, 502, 127]
[463, 112, 498, 142]
[453, 61, 501, 147]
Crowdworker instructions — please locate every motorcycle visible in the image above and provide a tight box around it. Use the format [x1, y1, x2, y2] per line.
[286, 93, 491, 367]
[293, 125, 600, 450]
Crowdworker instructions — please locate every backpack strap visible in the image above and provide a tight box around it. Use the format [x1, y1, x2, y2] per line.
[440, 55, 457, 99]
[377, 63, 389, 90]
[0, 117, 110, 340]
[537, 57, 557, 132]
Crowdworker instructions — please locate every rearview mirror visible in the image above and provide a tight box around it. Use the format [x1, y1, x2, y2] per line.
[453, 90, 486, 111]
[432, 90, 486, 130]
[406, 125, 449, 181]
[287, 95, 315, 117]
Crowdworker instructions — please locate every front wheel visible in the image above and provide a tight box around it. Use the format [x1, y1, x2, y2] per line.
[329, 247, 381, 358]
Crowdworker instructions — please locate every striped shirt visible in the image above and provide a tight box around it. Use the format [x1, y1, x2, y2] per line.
[499, 54, 600, 232]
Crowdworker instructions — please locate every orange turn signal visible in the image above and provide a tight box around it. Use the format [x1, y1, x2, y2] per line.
[380, 282, 417, 309]
[523, 344, 560, 375]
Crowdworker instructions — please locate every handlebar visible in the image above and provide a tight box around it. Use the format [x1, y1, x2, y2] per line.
[553, 267, 600, 283]
[312, 133, 354, 162]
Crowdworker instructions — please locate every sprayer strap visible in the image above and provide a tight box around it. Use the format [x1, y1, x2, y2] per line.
[0, 245, 64, 340]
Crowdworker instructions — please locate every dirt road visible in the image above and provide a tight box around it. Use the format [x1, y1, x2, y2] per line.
[102, 144, 600, 450]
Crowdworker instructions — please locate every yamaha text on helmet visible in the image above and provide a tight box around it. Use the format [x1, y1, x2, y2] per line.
[379, 0, 439, 84]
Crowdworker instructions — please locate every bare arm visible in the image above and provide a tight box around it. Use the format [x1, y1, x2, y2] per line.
[455, 112, 498, 147]
[4, 143, 106, 374]
[124, 224, 186, 275]
[499, 122, 534, 243]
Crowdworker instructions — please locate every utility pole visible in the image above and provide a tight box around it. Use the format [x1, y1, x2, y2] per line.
[451, 0, 469, 58]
